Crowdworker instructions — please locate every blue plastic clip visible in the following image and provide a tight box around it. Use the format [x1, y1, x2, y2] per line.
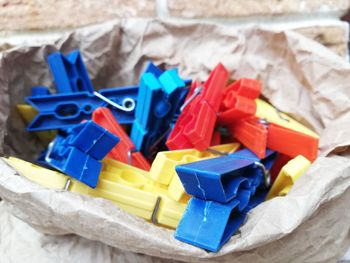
[175, 148, 276, 203]
[26, 86, 138, 131]
[174, 188, 268, 252]
[131, 63, 188, 156]
[32, 86, 50, 97]
[45, 121, 119, 188]
[47, 50, 94, 94]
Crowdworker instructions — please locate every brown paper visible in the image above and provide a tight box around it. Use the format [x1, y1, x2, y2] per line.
[1, 19, 350, 262]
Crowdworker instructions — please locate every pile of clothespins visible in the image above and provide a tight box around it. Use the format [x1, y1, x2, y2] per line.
[8, 50, 319, 252]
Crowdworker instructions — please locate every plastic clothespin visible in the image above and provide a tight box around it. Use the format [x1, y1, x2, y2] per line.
[266, 155, 311, 200]
[218, 78, 261, 124]
[166, 63, 229, 151]
[5, 156, 187, 229]
[229, 116, 318, 161]
[26, 86, 138, 131]
[131, 63, 187, 156]
[47, 50, 94, 94]
[45, 121, 119, 188]
[92, 107, 150, 171]
[175, 148, 276, 203]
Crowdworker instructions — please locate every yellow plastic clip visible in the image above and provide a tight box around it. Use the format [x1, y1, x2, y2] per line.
[255, 99, 319, 138]
[266, 155, 311, 200]
[3, 156, 187, 229]
[17, 104, 56, 145]
[150, 143, 240, 201]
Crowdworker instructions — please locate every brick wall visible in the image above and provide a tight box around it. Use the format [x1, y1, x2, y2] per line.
[0, 0, 349, 58]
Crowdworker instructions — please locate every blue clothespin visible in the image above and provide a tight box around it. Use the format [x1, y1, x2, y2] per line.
[175, 148, 276, 203]
[174, 188, 268, 252]
[26, 86, 138, 131]
[44, 121, 119, 188]
[47, 50, 94, 94]
[131, 62, 188, 156]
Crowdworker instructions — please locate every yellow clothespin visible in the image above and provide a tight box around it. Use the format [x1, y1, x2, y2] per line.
[4, 156, 186, 229]
[17, 104, 56, 145]
[150, 143, 240, 201]
[255, 99, 319, 138]
[266, 155, 311, 200]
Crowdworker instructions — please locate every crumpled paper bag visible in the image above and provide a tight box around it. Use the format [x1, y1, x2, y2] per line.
[1, 19, 350, 262]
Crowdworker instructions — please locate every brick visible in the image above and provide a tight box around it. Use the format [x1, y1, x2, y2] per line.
[0, 0, 156, 31]
[167, 0, 350, 18]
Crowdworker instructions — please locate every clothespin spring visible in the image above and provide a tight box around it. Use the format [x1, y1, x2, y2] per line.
[180, 86, 202, 112]
[93, 91, 135, 112]
[151, 196, 162, 225]
[254, 161, 271, 188]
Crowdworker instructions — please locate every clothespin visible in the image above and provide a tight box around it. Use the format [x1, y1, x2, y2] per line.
[166, 63, 229, 151]
[44, 120, 119, 188]
[218, 78, 261, 124]
[229, 116, 318, 161]
[16, 104, 57, 145]
[47, 50, 94, 94]
[26, 86, 138, 131]
[150, 143, 240, 201]
[175, 148, 276, 203]
[131, 62, 187, 156]
[5, 156, 188, 229]
[92, 107, 150, 171]
[266, 155, 311, 200]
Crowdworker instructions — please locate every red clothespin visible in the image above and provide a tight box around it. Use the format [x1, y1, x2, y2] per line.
[92, 107, 151, 171]
[218, 78, 261, 124]
[229, 117, 318, 161]
[166, 63, 229, 151]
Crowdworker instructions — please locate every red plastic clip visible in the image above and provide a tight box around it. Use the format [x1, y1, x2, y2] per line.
[229, 117, 318, 161]
[269, 154, 292, 183]
[166, 63, 229, 151]
[218, 78, 261, 124]
[92, 107, 151, 170]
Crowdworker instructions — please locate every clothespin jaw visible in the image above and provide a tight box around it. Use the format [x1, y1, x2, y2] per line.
[228, 117, 268, 159]
[44, 121, 119, 188]
[175, 148, 276, 203]
[174, 197, 242, 252]
[26, 86, 138, 131]
[266, 155, 311, 200]
[166, 63, 229, 151]
[92, 107, 150, 170]
[218, 78, 261, 125]
[47, 50, 94, 94]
